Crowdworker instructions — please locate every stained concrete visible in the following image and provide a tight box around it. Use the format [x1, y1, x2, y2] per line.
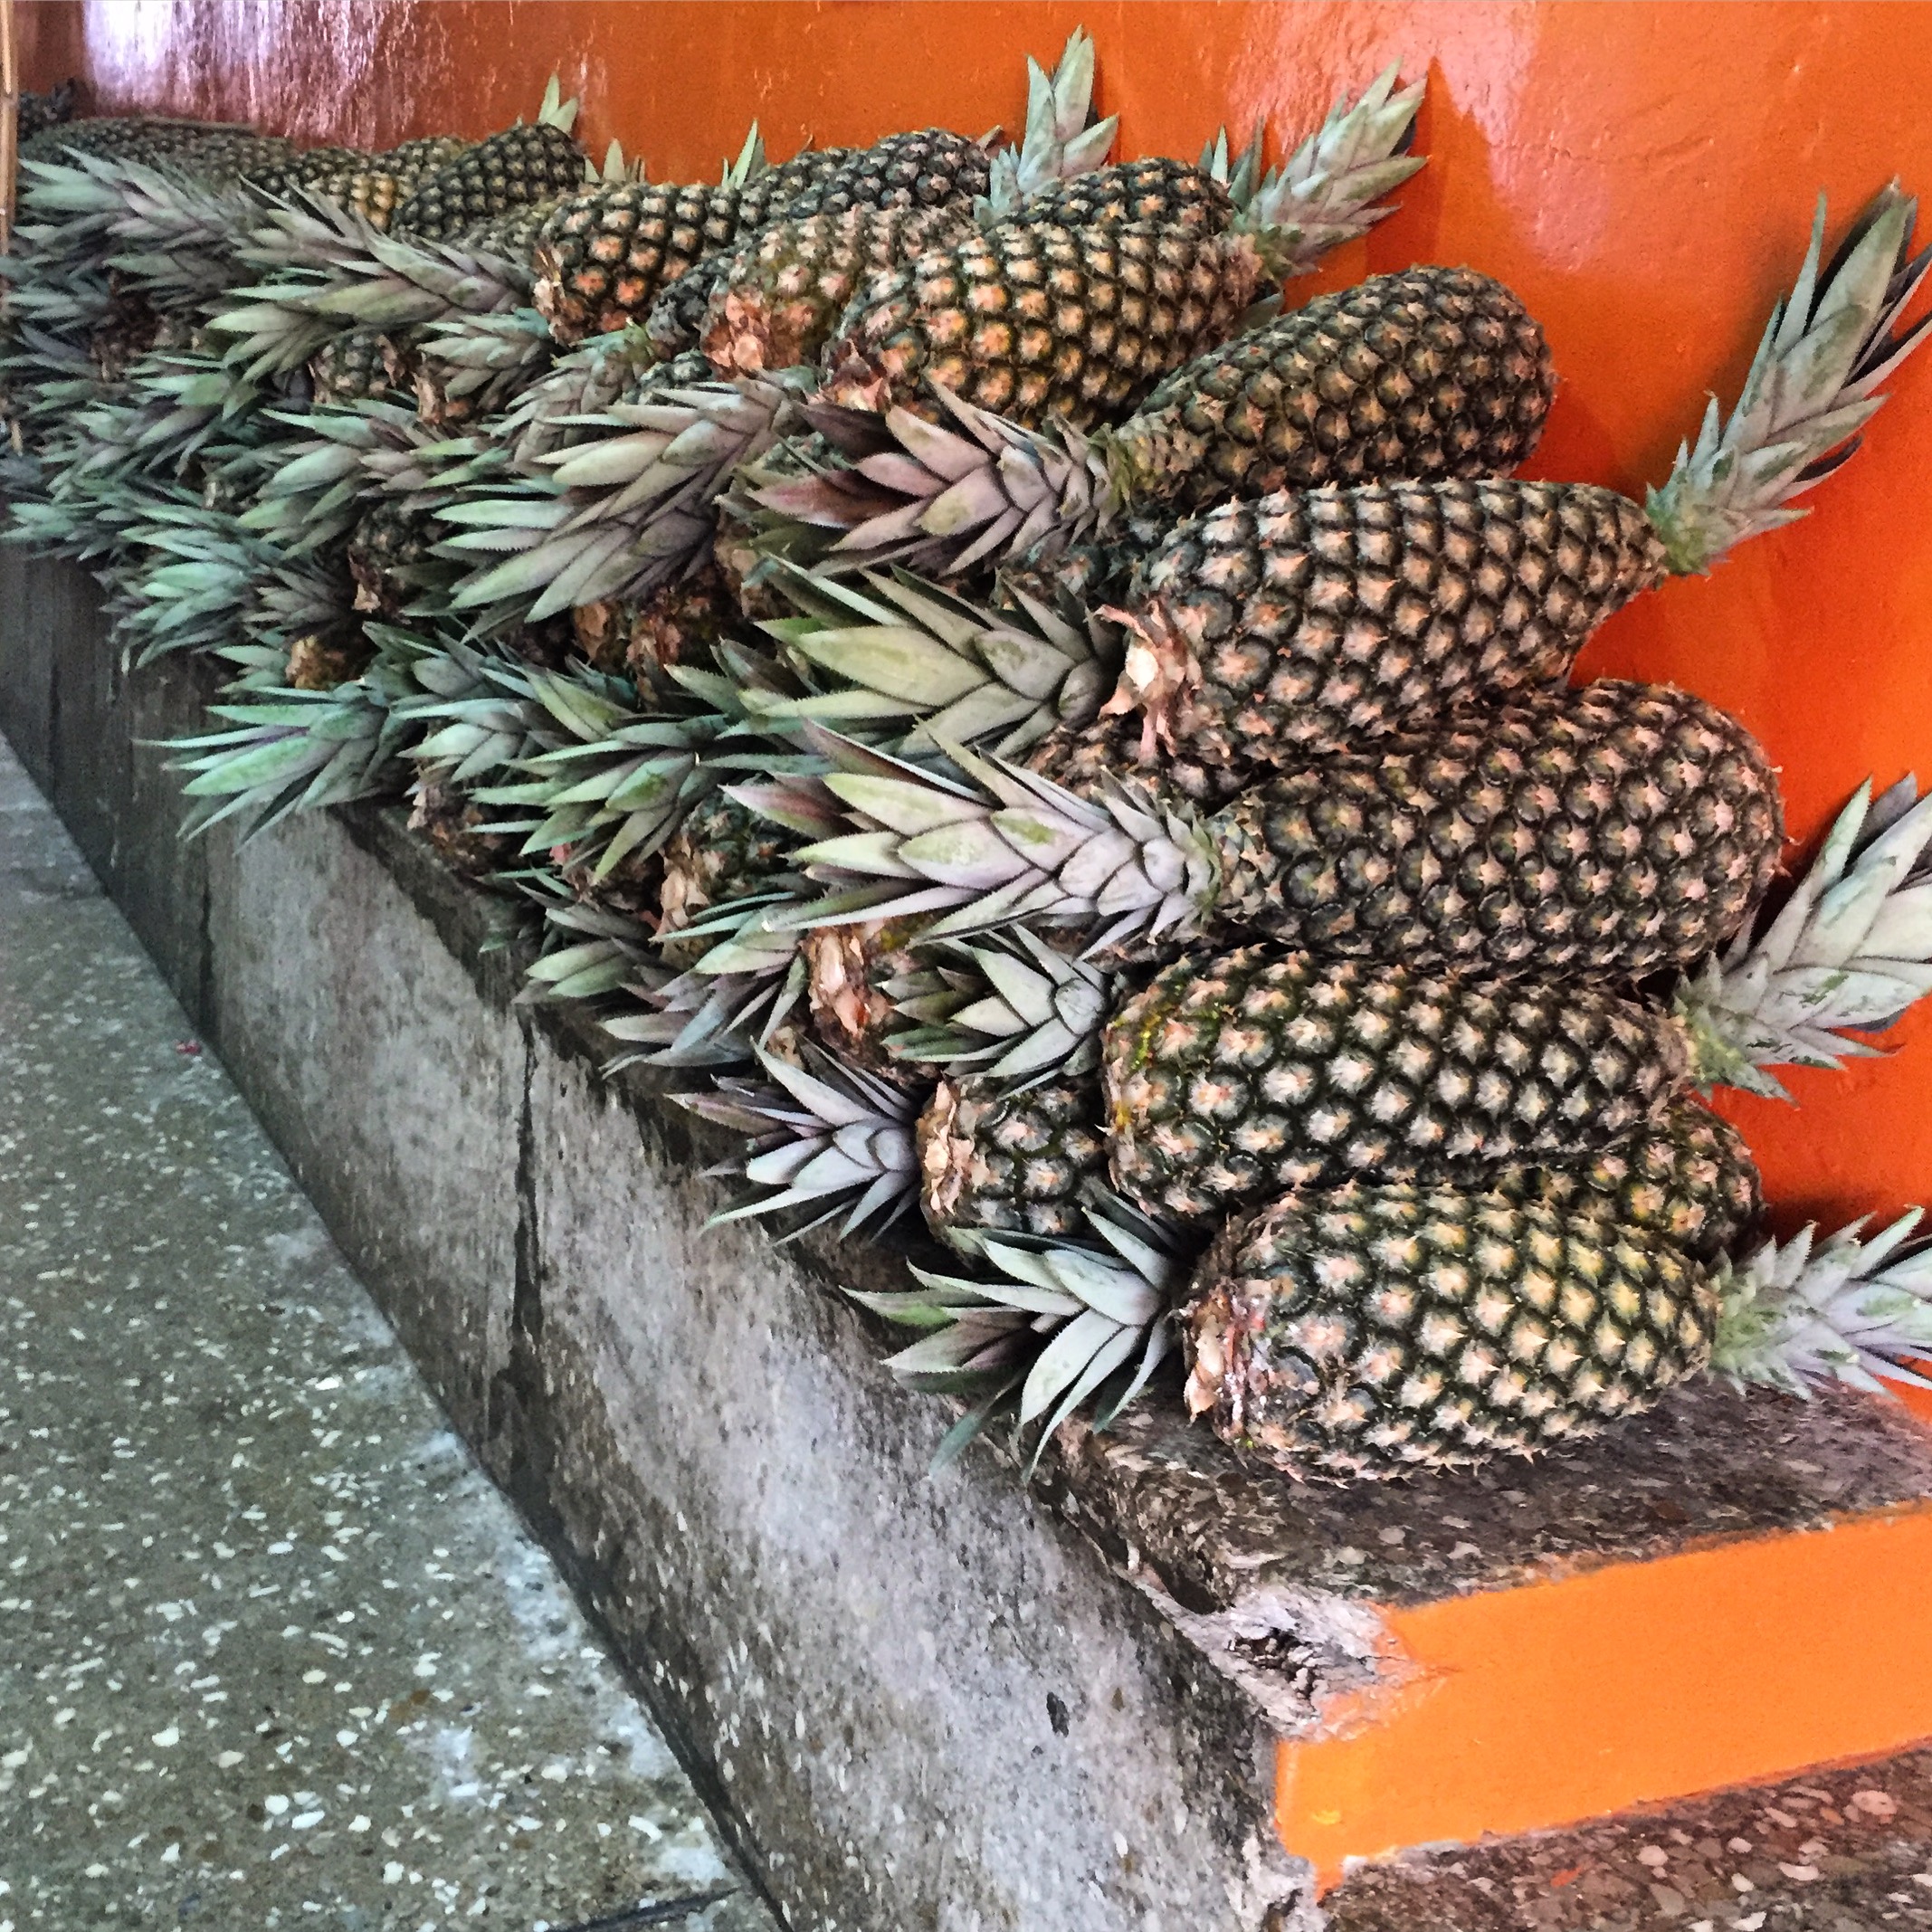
[0, 736, 773, 1929]
[1326, 1746, 1932, 1930]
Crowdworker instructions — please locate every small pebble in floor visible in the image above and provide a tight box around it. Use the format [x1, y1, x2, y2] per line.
[0, 736, 775, 1927]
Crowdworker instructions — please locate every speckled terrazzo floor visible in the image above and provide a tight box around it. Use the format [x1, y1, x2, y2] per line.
[0, 739, 774, 1929]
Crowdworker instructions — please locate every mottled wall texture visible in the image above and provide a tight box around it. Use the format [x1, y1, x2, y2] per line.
[18, 1, 1932, 1231]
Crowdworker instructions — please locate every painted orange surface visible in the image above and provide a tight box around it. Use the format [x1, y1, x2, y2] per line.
[16, 0, 1932, 1873]
[1280, 1504, 1932, 1888]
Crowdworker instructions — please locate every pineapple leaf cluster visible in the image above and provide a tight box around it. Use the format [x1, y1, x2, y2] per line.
[5, 37, 1932, 1489]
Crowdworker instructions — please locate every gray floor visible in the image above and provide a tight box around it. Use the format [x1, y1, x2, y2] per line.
[0, 737, 774, 1929]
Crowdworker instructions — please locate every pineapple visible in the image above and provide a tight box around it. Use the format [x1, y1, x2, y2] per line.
[658, 791, 800, 966]
[750, 266, 1554, 576]
[390, 79, 586, 241]
[1184, 1187, 1719, 1477]
[699, 205, 976, 376]
[408, 778, 519, 880]
[918, 1072, 1111, 1238]
[21, 116, 297, 180]
[899, 949, 1761, 1255]
[687, 756, 1932, 1266]
[347, 496, 443, 616]
[816, 218, 1293, 433]
[791, 678, 1783, 979]
[247, 146, 414, 230]
[971, 27, 1119, 225]
[532, 176, 745, 346]
[817, 68, 1426, 433]
[1100, 948, 1689, 1217]
[1109, 190, 1932, 765]
[18, 81, 79, 146]
[691, 31, 1118, 376]
[309, 326, 411, 404]
[413, 308, 556, 428]
[534, 128, 988, 347]
[1185, 1190, 1932, 1480]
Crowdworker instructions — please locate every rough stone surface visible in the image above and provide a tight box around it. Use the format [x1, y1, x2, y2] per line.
[1325, 1748, 1932, 1930]
[0, 735, 771, 1930]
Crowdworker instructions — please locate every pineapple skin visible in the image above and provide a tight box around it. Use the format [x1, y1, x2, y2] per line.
[1103, 947, 1691, 1219]
[1197, 680, 1783, 980]
[1185, 1186, 1718, 1479]
[1483, 1099, 1761, 1265]
[822, 219, 1272, 432]
[393, 121, 586, 243]
[347, 499, 436, 617]
[1020, 157, 1235, 234]
[700, 205, 974, 376]
[309, 327, 412, 406]
[1113, 267, 1558, 512]
[1120, 479, 1670, 766]
[534, 180, 741, 345]
[1023, 711, 1253, 811]
[917, 1073, 1109, 1240]
[656, 791, 796, 968]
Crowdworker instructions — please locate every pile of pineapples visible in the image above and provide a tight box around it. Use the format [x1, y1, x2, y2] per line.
[5, 39, 1932, 1484]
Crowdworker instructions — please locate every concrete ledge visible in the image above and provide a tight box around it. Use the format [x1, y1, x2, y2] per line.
[10, 550, 1932, 1928]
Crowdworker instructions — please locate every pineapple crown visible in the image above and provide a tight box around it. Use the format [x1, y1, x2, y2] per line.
[1676, 774, 1932, 1099]
[1226, 63, 1426, 281]
[674, 1044, 923, 1237]
[748, 380, 1119, 582]
[748, 561, 1118, 757]
[533, 74, 581, 136]
[1714, 1209, 1932, 1399]
[519, 895, 661, 1006]
[604, 948, 809, 1072]
[1646, 186, 1931, 576]
[883, 928, 1115, 1086]
[852, 1186, 1183, 1471]
[975, 26, 1118, 224]
[164, 650, 414, 839]
[721, 122, 767, 190]
[779, 723, 1220, 956]
[442, 367, 814, 621]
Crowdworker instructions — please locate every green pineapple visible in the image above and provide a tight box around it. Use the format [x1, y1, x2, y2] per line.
[1185, 1187, 1718, 1476]
[791, 677, 1783, 979]
[390, 77, 586, 241]
[1185, 1190, 1932, 1479]
[1106, 190, 1932, 766]
[817, 68, 1426, 433]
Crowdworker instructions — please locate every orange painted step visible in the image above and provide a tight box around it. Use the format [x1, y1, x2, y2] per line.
[1279, 1501, 1932, 1888]
[1059, 1365, 1932, 1897]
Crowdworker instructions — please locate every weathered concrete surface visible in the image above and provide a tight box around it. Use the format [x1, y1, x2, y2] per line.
[0, 735, 771, 1929]
[0, 563, 1312, 1929]
[1326, 1747, 1932, 1930]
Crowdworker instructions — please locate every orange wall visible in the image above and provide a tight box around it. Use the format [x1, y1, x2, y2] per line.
[17, 0, 1932, 1234]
